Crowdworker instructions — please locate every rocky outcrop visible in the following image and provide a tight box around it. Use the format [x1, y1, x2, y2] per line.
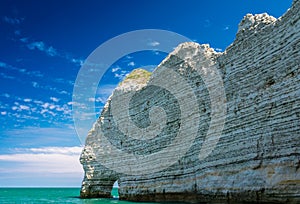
[80, 0, 300, 203]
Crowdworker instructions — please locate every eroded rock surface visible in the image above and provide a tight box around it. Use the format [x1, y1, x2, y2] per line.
[80, 1, 300, 203]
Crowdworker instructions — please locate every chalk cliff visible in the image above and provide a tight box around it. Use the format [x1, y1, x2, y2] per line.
[80, 0, 300, 203]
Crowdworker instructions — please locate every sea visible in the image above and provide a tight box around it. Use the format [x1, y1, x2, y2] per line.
[0, 187, 157, 204]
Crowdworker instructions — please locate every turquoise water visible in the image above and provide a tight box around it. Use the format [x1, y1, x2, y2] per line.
[0, 188, 154, 204]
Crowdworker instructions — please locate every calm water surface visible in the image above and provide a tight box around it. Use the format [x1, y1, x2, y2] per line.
[0, 188, 152, 204]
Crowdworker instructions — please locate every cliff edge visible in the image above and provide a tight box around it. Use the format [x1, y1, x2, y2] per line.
[80, 0, 300, 203]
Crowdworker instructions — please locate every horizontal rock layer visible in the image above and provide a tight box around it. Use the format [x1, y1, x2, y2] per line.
[80, 0, 300, 203]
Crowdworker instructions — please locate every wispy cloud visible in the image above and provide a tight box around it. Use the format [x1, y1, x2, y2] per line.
[23, 98, 32, 102]
[2, 16, 24, 25]
[0, 61, 72, 100]
[50, 97, 60, 102]
[30, 80, 71, 96]
[0, 72, 15, 80]
[19, 38, 83, 66]
[13, 146, 82, 155]
[96, 84, 117, 97]
[214, 48, 223, 52]
[0, 146, 83, 174]
[3, 15, 83, 66]
[114, 71, 129, 80]
[0, 60, 44, 78]
[148, 41, 160, 47]
[31, 81, 40, 89]
[152, 50, 161, 55]
[224, 25, 230, 30]
[27, 41, 58, 57]
[111, 66, 121, 73]
[94, 83, 118, 104]
[128, 61, 135, 67]
[1, 93, 10, 98]
[87, 97, 101, 103]
[0, 94, 73, 128]
[50, 77, 74, 88]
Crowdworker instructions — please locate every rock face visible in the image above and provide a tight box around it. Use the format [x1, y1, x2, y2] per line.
[80, 1, 300, 203]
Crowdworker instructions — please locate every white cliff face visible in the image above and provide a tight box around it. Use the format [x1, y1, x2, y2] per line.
[80, 0, 300, 203]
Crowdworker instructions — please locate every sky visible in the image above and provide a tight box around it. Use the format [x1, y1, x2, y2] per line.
[0, 0, 293, 187]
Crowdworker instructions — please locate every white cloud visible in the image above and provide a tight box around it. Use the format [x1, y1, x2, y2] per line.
[19, 105, 30, 111]
[224, 26, 230, 30]
[111, 66, 130, 80]
[50, 97, 59, 102]
[0, 146, 83, 174]
[112, 69, 130, 80]
[49, 104, 56, 110]
[10, 104, 31, 112]
[41, 102, 49, 109]
[1, 111, 7, 115]
[40, 109, 47, 114]
[70, 58, 84, 66]
[112, 67, 121, 73]
[16, 146, 82, 155]
[214, 48, 223, 52]
[148, 41, 160, 47]
[40, 108, 56, 117]
[11, 106, 18, 111]
[114, 72, 128, 80]
[55, 104, 71, 114]
[32, 81, 39, 88]
[88, 97, 107, 104]
[67, 101, 75, 106]
[4, 97, 73, 123]
[128, 61, 135, 67]
[33, 100, 43, 104]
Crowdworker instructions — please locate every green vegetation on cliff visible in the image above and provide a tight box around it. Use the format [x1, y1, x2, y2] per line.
[119, 68, 152, 85]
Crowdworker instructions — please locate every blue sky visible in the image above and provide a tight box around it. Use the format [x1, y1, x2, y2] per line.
[0, 0, 293, 187]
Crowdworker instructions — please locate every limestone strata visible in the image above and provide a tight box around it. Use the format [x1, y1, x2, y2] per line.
[80, 0, 300, 203]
